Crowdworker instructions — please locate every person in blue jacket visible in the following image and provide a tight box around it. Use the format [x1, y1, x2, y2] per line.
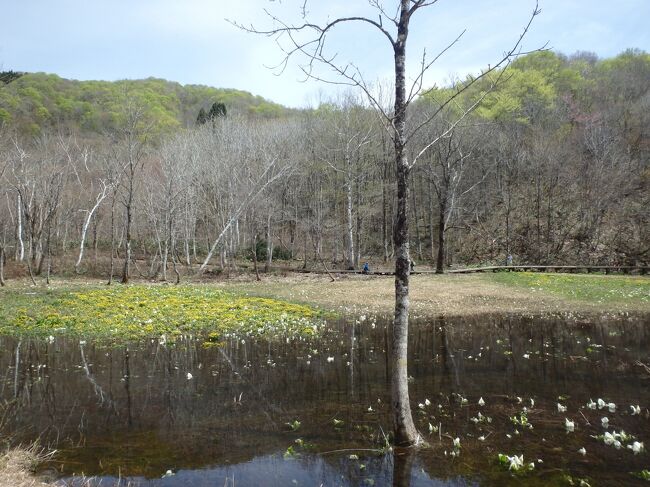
[362, 262, 370, 274]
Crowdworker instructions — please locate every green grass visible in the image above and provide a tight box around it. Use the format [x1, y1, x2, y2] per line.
[486, 272, 650, 304]
[0, 284, 324, 343]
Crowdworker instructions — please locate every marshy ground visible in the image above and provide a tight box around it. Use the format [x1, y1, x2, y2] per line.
[0, 272, 648, 486]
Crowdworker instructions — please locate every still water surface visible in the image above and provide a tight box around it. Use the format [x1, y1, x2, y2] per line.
[1, 313, 649, 486]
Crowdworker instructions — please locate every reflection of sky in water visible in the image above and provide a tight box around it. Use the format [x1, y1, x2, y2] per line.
[58, 453, 477, 487]
[2, 314, 649, 485]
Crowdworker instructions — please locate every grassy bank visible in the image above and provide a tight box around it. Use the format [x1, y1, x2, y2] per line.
[488, 271, 650, 304]
[0, 273, 647, 342]
[0, 284, 323, 342]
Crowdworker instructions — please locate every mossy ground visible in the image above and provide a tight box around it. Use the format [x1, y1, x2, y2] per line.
[0, 284, 323, 342]
[488, 271, 650, 304]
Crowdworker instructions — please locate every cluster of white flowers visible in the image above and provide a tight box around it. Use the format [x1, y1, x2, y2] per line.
[596, 398, 616, 412]
[597, 430, 636, 451]
[498, 453, 535, 472]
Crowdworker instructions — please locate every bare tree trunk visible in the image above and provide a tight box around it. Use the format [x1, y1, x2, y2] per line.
[251, 233, 261, 281]
[45, 226, 52, 285]
[171, 240, 181, 284]
[25, 254, 37, 286]
[108, 194, 116, 285]
[92, 217, 99, 267]
[122, 189, 133, 284]
[436, 200, 446, 274]
[355, 167, 363, 267]
[0, 246, 5, 286]
[16, 194, 24, 262]
[412, 175, 423, 261]
[391, 4, 420, 446]
[345, 176, 355, 269]
[161, 237, 168, 281]
[76, 183, 108, 273]
[265, 212, 273, 272]
[382, 175, 389, 264]
[428, 179, 435, 262]
[302, 227, 308, 270]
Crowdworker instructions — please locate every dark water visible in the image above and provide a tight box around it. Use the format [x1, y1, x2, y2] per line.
[1, 313, 649, 486]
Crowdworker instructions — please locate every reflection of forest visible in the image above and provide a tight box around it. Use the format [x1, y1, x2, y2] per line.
[0, 313, 648, 480]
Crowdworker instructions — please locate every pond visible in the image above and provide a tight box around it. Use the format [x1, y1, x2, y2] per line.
[1, 313, 649, 486]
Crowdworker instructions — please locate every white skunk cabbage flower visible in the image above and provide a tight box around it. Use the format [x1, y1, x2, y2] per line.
[565, 418, 575, 432]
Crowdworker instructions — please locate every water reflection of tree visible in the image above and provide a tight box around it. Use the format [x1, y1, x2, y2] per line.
[392, 449, 414, 487]
[1, 315, 649, 479]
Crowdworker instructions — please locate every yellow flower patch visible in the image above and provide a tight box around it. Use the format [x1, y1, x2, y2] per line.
[0, 285, 323, 342]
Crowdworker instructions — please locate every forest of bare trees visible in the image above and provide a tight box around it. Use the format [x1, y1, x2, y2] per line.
[0, 50, 648, 284]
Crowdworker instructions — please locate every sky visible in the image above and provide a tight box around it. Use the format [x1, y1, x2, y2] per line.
[1, 0, 648, 108]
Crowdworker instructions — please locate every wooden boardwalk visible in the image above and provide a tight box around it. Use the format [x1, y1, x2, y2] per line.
[444, 265, 649, 275]
[288, 265, 649, 276]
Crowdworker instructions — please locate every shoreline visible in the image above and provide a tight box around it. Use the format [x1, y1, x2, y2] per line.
[1, 272, 648, 321]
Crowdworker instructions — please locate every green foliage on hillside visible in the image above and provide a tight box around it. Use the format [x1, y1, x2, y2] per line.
[421, 49, 650, 125]
[0, 73, 288, 136]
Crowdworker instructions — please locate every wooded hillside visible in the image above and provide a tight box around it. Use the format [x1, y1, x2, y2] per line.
[0, 73, 288, 136]
[0, 49, 647, 283]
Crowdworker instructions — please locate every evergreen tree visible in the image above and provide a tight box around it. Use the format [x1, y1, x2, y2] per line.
[196, 107, 208, 125]
[208, 102, 227, 120]
[0, 70, 23, 84]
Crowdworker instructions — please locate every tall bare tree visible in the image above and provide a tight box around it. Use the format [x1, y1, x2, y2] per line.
[236, 0, 540, 445]
[112, 99, 150, 284]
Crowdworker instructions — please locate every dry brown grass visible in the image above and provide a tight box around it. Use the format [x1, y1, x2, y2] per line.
[213, 272, 648, 318]
[0, 445, 138, 487]
[0, 446, 52, 487]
